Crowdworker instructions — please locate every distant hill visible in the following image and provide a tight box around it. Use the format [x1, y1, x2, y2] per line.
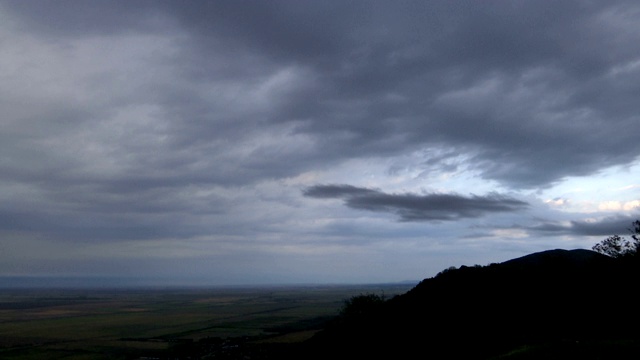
[302, 248, 640, 360]
[500, 248, 613, 269]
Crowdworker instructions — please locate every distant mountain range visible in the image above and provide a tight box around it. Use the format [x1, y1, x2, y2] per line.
[302, 249, 640, 360]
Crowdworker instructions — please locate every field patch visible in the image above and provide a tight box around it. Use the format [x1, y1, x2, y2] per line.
[0, 284, 413, 359]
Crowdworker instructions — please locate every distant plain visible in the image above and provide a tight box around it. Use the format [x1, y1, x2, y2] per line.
[0, 283, 414, 359]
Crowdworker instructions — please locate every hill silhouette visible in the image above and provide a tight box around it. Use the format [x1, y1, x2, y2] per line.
[301, 249, 640, 359]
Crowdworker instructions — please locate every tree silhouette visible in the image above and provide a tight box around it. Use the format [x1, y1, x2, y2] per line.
[592, 220, 640, 258]
[339, 293, 385, 319]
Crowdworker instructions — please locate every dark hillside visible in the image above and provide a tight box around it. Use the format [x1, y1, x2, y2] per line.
[501, 248, 610, 266]
[303, 249, 640, 359]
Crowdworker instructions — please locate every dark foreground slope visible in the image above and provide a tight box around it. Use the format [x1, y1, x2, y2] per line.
[302, 249, 640, 360]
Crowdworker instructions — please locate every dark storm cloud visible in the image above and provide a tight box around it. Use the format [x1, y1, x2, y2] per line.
[159, 0, 640, 188]
[302, 184, 378, 199]
[304, 184, 529, 222]
[5, 0, 640, 189]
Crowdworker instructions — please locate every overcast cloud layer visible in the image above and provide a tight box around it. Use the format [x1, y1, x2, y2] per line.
[1, 0, 640, 285]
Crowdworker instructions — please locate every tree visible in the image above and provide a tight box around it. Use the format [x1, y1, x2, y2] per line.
[339, 293, 385, 319]
[592, 220, 640, 258]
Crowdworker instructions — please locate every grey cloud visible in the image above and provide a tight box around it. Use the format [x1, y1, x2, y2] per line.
[0, 184, 228, 242]
[169, 0, 640, 189]
[529, 215, 640, 237]
[303, 184, 378, 199]
[1, 0, 172, 36]
[2, 0, 640, 256]
[6, 0, 640, 189]
[570, 218, 637, 237]
[304, 184, 528, 222]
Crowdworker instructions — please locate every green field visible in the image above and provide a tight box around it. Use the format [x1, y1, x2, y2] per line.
[0, 284, 414, 359]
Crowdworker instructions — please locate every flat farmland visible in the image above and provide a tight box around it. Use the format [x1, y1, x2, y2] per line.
[0, 283, 414, 359]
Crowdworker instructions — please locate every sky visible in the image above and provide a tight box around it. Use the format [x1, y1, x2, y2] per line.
[1, 0, 640, 286]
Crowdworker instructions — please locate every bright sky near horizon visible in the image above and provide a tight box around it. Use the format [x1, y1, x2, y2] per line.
[1, 0, 640, 286]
